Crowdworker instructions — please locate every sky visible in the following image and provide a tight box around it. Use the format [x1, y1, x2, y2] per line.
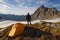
[0, 0, 60, 15]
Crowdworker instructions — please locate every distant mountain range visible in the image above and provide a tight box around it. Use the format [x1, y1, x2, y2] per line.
[31, 5, 60, 20]
[0, 5, 60, 21]
[0, 14, 26, 21]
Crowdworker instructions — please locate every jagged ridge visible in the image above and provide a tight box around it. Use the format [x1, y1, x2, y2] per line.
[31, 5, 60, 20]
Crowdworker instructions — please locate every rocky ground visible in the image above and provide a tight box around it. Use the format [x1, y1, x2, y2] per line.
[0, 21, 60, 40]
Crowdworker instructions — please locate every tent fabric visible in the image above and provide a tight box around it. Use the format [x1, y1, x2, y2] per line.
[8, 23, 25, 37]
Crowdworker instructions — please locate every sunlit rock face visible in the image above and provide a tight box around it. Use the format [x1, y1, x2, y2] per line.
[31, 5, 60, 20]
[8, 23, 25, 37]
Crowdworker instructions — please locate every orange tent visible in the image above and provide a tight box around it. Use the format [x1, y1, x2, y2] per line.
[8, 23, 25, 37]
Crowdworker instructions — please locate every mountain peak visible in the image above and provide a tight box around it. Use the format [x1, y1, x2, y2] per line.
[31, 5, 60, 20]
[40, 5, 45, 8]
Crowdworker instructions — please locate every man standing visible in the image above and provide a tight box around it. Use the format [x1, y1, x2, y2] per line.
[26, 13, 31, 26]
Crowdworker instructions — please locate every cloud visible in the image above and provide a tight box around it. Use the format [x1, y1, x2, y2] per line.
[8, 6, 36, 15]
[52, 4, 60, 7]
[0, 0, 60, 15]
[0, 3, 12, 13]
[0, 0, 3, 2]
[0, 2, 37, 15]
[15, 0, 49, 7]
[0, 0, 38, 15]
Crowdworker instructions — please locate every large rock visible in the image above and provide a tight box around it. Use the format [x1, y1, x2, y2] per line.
[0, 26, 11, 37]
